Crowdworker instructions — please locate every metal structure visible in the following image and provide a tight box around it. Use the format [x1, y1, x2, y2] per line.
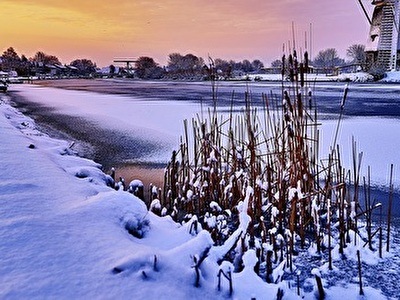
[363, 0, 400, 71]
[113, 59, 137, 76]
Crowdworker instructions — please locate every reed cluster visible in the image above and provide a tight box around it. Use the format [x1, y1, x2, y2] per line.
[146, 50, 389, 286]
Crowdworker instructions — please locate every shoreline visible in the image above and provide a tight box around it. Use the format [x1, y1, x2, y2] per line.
[8, 86, 166, 201]
[17, 73, 400, 86]
[7, 80, 400, 211]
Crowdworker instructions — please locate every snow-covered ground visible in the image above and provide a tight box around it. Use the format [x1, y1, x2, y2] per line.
[320, 117, 400, 189]
[245, 72, 374, 83]
[246, 70, 400, 83]
[0, 85, 395, 299]
[380, 71, 400, 83]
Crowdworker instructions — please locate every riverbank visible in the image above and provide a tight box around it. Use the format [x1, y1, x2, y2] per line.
[7, 83, 400, 216]
[7, 80, 400, 211]
[0, 93, 228, 299]
[15, 69, 400, 85]
[8, 83, 171, 201]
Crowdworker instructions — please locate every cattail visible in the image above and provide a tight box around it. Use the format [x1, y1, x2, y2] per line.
[297, 92, 303, 117]
[304, 51, 309, 72]
[340, 84, 349, 109]
[299, 63, 305, 87]
[288, 54, 294, 82]
[158, 47, 382, 292]
[284, 91, 293, 113]
[281, 54, 286, 77]
[308, 89, 312, 110]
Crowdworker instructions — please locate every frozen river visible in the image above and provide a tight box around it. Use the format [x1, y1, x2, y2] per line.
[7, 79, 400, 215]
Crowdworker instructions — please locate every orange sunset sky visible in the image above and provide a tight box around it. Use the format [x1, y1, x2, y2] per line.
[1, 0, 372, 67]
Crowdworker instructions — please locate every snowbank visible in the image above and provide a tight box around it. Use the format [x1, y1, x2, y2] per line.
[337, 72, 374, 82]
[0, 92, 284, 299]
[380, 71, 400, 83]
[0, 95, 211, 298]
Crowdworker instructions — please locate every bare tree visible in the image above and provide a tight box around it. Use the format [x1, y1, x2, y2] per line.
[182, 54, 203, 76]
[109, 65, 116, 77]
[313, 48, 344, 74]
[241, 59, 254, 73]
[167, 53, 203, 78]
[70, 59, 97, 76]
[1, 47, 33, 76]
[229, 60, 243, 72]
[251, 59, 264, 72]
[31, 51, 61, 65]
[347, 44, 366, 67]
[270, 59, 283, 68]
[135, 56, 164, 79]
[215, 59, 231, 78]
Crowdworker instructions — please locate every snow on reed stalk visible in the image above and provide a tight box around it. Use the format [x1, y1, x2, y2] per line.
[157, 49, 389, 288]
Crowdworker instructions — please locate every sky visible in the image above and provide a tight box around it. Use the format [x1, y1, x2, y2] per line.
[0, 0, 373, 67]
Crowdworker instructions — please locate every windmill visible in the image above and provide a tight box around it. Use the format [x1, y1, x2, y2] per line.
[358, 0, 400, 71]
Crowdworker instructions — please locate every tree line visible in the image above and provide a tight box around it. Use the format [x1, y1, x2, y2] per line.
[131, 44, 369, 80]
[271, 44, 370, 75]
[0, 47, 97, 77]
[0, 46, 266, 80]
[131, 53, 265, 80]
[1, 44, 372, 80]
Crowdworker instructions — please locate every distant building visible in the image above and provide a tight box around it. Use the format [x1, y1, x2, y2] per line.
[97, 66, 121, 77]
[366, 0, 400, 71]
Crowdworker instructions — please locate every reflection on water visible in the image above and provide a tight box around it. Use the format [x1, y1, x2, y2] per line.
[111, 163, 165, 205]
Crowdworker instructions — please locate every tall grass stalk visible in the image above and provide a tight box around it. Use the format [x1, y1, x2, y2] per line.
[157, 49, 386, 285]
